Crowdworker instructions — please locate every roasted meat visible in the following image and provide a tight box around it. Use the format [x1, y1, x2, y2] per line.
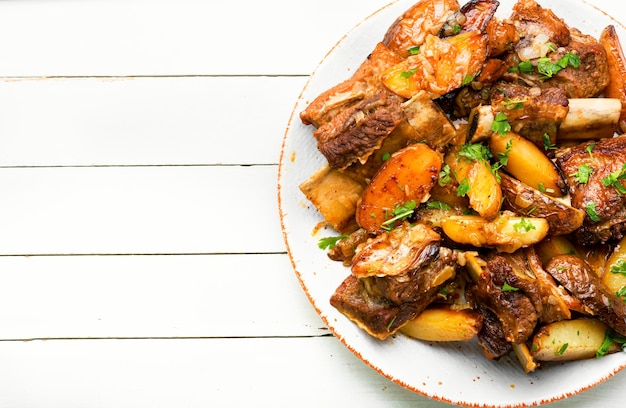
[300, 42, 402, 128]
[314, 90, 405, 170]
[330, 223, 457, 339]
[494, 248, 572, 324]
[465, 253, 538, 344]
[499, 173, 585, 236]
[510, 0, 571, 58]
[535, 29, 610, 98]
[351, 223, 441, 279]
[554, 135, 626, 245]
[490, 82, 569, 145]
[546, 254, 626, 336]
[474, 303, 513, 360]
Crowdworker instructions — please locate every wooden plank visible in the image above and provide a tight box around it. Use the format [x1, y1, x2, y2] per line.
[0, 165, 287, 255]
[0, 253, 326, 339]
[0, 337, 621, 407]
[0, 0, 387, 77]
[0, 76, 306, 167]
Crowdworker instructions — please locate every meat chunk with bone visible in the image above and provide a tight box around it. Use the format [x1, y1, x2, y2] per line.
[300, 42, 402, 128]
[554, 135, 626, 245]
[546, 254, 626, 336]
[465, 254, 538, 344]
[489, 82, 569, 146]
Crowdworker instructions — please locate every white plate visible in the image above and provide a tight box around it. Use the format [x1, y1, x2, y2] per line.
[278, 1, 626, 406]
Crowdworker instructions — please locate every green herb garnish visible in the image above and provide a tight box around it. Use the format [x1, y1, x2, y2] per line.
[457, 178, 471, 197]
[492, 112, 511, 136]
[513, 217, 536, 233]
[602, 163, 626, 194]
[543, 133, 557, 151]
[400, 68, 417, 79]
[502, 283, 519, 292]
[408, 46, 421, 55]
[585, 201, 602, 222]
[439, 164, 452, 186]
[318, 235, 348, 250]
[381, 200, 417, 230]
[611, 260, 626, 276]
[459, 143, 493, 162]
[571, 163, 594, 184]
[426, 201, 452, 211]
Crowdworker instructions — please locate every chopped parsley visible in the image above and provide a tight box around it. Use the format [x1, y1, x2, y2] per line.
[439, 164, 452, 187]
[617, 286, 626, 302]
[503, 98, 527, 110]
[509, 60, 534, 74]
[318, 235, 348, 250]
[408, 46, 421, 55]
[585, 201, 602, 222]
[602, 163, 626, 194]
[571, 163, 594, 184]
[586, 143, 595, 159]
[510, 51, 580, 79]
[543, 133, 557, 151]
[537, 52, 581, 79]
[381, 200, 417, 231]
[502, 283, 519, 292]
[492, 139, 513, 178]
[459, 143, 493, 162]
[513, 217, 536, 233]
[381, 152, 391, 161]
[462, 74, 475, 86]
[556, 343, 569, 356]
[426, 201, 452, 210]
[610, 260, 626, 276]
[597, 330, 626, 358]
[457, 178, 471, 197]
[492, 112, 511, 136]
[400, 68, 417, 79]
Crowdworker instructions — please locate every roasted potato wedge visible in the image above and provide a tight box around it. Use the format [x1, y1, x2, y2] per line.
[400, 305, 483, 342]
[499, 173, 584, 235]
[300, 165, 364, 234]
[535, 235, 578, 266]
[531, 318, 620, 362]
[467, 161, 502, 221]
[489, 132, 565, 197]
[600, 25, 626, 133]
[602, 235, 626, 298]
[381, 31, 488, 99]
[441, 212, 549, 253]
[444, 147, 502, 220]
[355, 143, 442, 233]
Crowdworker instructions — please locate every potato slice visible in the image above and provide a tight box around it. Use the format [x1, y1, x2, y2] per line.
[489, 131, 564, 197]
[400, 305, 483, 342]
[441, 212, 549, 253]
[355, 143, 442, 234]
[600, 25, 626, 133]
[602, 235, 626, 298]
[530, 318, 619, 362]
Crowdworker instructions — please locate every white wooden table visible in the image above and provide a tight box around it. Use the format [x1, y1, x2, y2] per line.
[0, 0, 625, 406]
